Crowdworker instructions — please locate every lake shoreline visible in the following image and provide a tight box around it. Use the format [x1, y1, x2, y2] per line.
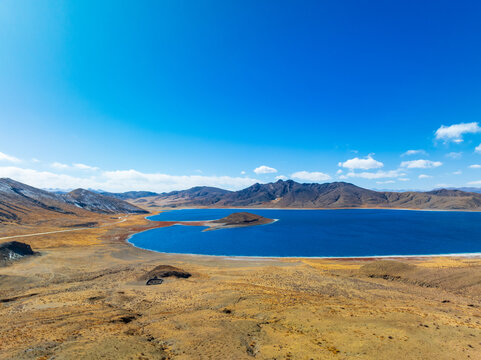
[128, 209, 481, 260]
[145, 206, 481, 213]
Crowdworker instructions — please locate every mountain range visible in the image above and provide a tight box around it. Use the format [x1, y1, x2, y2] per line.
[4, 178, 481, 226]
[0, 178, 147, 224]
[129, 179, 481, 210]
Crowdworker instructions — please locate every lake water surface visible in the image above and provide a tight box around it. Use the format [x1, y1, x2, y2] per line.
[128, 209, 481, 257]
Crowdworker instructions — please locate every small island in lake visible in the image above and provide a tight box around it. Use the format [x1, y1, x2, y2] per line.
[204, 211, 275, 231]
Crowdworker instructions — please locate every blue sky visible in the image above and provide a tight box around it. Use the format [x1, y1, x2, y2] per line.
[1, 1, 481, 192]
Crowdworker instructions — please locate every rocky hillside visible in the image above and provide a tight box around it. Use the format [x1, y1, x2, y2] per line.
[98, 190, 159, 200]
[130, 179, 481, 210]
[63, 189, 148, 214]
[141, 186, 232, 208]
[0, 178, 147, 224]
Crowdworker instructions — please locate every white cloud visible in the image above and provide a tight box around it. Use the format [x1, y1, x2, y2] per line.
[51, 162, 70, 169]
[418, 174, 432, 179]
[240, 171, 246, 175]
[475, 144, 481, 153]
[467, 180, 481, 186]
[344, 169, 405, 179]
[336, 169, 343, 175]
[398, 178, 410, 181]
[435, 122, 481, 143]
[469, 164, 481, 169]
[446, 152, 462, 159]
[338, 155, 383, 170]
[0, 152, 21, 163]
[73, 163, 99, 171]
[400, 159, 442, 169]
[453, 170, 462, 175]
[275, 175, 288, 181]
[253, 165, 277, 174]
[401, 150, 427, 157]
[290, 171, 331, 182]
[0, 166, 261, 192]
[31, 158, 40, 163]
[102, 169, 261, 191]
[376, 180, 395, 184]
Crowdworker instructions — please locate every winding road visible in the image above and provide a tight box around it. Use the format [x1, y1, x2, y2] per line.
[0, 217, 128, 241]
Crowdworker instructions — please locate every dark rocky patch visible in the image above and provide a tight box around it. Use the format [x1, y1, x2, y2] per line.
[64, 221, 98, 228]
[0, 241, 36, 266]
[0, 292, 38, 303]
[111, 314, 139, 324]
[119, 315, 137, 324]
[140, 265, 192, 281]
[146, 278, 164, 286]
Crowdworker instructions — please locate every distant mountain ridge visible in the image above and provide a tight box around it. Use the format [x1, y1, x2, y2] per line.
[4, 178, 481, 225]
[63, 188, 148, 214]
[130, 179, 481, 210]
[98, 190, 159, 200]
[0, 178, 147, 224]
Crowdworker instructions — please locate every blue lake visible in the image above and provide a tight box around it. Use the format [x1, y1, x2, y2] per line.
[128, 209, 481, 257]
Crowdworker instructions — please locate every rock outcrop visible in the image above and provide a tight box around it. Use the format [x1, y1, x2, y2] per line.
[140, 265, 192, 282]
[0, 241, 35, 266]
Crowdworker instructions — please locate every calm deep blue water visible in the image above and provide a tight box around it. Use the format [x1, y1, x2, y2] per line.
[128, 209, 481, 257]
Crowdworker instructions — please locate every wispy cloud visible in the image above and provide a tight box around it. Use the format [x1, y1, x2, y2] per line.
[0, 151, 21, 163]
[73, 163, 99, 171]
[253, 165, 277, 174]
[400, 159, 442, 169]
[453, 170, 462, 175]
[51, 162, 70, 169]
[401, 149, 427, 157]
[338, 155, 383, 170]
[467, 180, 481, 186]
[275, 175, 288, 180]
[446, 152, 462, 159]
[475, 144, 481, 153]
[418, 174, 432, 179]
[290, 171, 331, 182]
[435, 122, 481, 143]
[0, 166, 261, 192]
[343, 169, 405, 179]
[469, 164, 481, 169]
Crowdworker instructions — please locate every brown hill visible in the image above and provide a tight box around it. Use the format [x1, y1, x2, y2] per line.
[211, 212, 274, 226]
[63, 189, 148, 214]
[0, 178, 147, 225]
[130, 179, 481, 210]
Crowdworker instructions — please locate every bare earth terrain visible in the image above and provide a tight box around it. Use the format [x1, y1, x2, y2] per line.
[0, 215, 480, 359]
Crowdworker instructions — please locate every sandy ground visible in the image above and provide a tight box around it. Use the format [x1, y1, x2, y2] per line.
[0, 215, 480, 359]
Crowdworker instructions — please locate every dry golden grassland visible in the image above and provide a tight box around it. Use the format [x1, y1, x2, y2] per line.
[0, 214, 480, 359]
